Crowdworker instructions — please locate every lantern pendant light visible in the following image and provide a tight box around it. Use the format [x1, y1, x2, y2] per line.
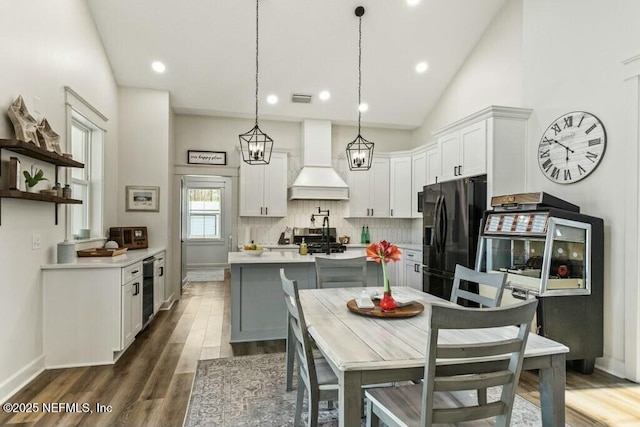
[239, 0, 273, 165]
[346, 6, 374, 171]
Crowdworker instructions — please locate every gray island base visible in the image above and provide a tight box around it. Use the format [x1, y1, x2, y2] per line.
[229, 251, 382, 342]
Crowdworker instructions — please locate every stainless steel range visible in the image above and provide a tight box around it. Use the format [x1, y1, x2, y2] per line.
[292, 227, 346, 254]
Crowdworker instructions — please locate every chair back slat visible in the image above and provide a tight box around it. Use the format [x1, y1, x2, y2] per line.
[315, 256, 367, 289]
[421, 299, 538, 427]
[281, 268, 318, 390]
[450, 264, 507, 308]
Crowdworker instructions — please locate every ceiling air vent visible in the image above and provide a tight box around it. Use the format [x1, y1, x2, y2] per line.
[291, 93, 312, 104]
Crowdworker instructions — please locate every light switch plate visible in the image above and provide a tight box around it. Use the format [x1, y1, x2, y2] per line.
[32, 234, 41, 250]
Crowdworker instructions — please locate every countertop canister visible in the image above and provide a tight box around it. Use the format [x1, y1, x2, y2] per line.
[57, 240, 76, 264]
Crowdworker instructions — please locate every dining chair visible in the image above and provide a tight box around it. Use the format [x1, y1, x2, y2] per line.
[450, 264, 508, 309]
[314, 255, 367, 289]
[281, 268, 338, 426]
[365, 299, 538, 427]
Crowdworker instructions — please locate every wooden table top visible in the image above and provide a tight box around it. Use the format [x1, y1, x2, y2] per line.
[299, 286, 569, 372]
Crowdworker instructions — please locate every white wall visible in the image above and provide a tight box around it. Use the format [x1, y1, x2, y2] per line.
[0, 0, 119, 401]
[118, 87, 174, 301]
[413, 0, 640, 378]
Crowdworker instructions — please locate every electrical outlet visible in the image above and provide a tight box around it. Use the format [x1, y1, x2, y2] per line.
[32, 234, 41, 250]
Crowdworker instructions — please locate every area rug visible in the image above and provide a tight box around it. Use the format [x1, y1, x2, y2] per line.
[184, 353, 563, 427]
[186, 268, 225, 282]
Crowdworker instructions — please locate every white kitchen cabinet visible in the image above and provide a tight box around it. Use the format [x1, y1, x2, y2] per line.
[390, 155, 412, 218]
[438, 120, 487, 182]
[121, 262, 143, 350]
[401, 249, 423, 290]
[345, 157, 390, 218]
[411, 149, 427, 218]
[425, 144, 440, 185]
[154, 251, 166, 313]
[239, 151, 287, 217]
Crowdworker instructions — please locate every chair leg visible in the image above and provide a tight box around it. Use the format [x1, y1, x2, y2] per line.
[308, 390, 319, 427]
[477, 387, 487, 406]
[366, 398, 380, 427]
[294, 383, 304, 426]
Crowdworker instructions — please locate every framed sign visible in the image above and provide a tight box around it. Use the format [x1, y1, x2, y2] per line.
[188, 150, 227, 165]
[126, 186, 160, 212]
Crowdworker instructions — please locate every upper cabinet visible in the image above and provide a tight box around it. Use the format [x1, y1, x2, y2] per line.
[390, 155, 412, 218]
[239, 151, 287, 217]
[438, 120, 487, 182]
[345, 156, 390, 218]
[425, 144, 440, 186]
[410, 149, 427, 218]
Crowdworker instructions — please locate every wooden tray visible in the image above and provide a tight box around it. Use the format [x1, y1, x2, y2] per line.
[346, 299, 424, 318]
[77, 247, 128, 257]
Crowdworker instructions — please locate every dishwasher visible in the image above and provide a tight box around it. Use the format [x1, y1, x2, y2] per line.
[141, 256, 156, 331]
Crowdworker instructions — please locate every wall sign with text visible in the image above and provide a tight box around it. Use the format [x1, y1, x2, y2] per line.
[188, 150, 227, 165]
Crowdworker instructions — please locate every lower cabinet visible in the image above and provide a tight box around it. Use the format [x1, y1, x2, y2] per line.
[398, 248, 423, 290]
[43, 260, 144, 368]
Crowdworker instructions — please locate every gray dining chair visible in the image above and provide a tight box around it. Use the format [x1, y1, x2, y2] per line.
[365, 299, 538, 427]
[450, 264, 508, 309]
[450, 263, 508, 405]
[281, 269, 339, 426]
[314, 255, 367, 289]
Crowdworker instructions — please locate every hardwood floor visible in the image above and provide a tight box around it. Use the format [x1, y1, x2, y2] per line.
[1, 277, 638, 426]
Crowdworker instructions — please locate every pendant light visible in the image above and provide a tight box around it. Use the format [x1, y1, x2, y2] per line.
[239, 0, 273, 165]
[346, 6, 374, 171]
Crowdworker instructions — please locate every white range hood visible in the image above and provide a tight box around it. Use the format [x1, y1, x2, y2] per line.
[288, 119, 349, 200]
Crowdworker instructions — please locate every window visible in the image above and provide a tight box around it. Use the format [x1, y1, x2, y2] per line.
[65, 87, 105, 240]
[187, 188, 221, 239]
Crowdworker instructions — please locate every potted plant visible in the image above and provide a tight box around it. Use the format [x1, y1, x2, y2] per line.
[23, 166, 48, 192]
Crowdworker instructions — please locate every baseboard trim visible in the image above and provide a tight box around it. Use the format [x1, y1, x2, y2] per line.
[596, 355, 626, 379]
[0, 355, 45, 404]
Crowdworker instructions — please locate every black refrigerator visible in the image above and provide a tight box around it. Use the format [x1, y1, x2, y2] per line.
[422, 175, 487, 302]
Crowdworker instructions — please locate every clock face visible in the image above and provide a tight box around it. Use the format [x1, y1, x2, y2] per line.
[538, 111, 606, 184]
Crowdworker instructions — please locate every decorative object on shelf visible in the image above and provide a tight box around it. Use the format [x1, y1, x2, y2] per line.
[36, 118, 62, 154]
[126, 185, 160, 212]
[538, 111, 606, 184]
[62, 184, 71, 199]
[366, 240, 402, 311]
[188, 150, 227, 165]
[62, 153, 73, 159]
[8, 157, 21, 190]
[238, 0, 273, 165]
[23, 164, 48, 192]
[7, 95, 39, 144]
[40, 189, 57, 196]
[53, 182, 62, 197]
[345, 6, 374, 171]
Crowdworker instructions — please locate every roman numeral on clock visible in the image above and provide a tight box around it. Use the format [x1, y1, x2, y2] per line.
[588, 138, 601, 146]
[542, 158, 553, 172]
[551, 123, 562, 135]
[564, 169, 572, 181]
[577, 115, 585, 127]
[586, 151, 599, 163]
[585, 123, 597, 134]
[543, 136, 554, 145]
[563, 116, 573, 128]
[550, 167, 560, 180]
[578, 164, 587, 175]
[539, 149, 550, 158]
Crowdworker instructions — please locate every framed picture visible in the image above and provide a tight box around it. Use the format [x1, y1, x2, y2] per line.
[188, 150, 227, 165]
[126, 186, 160, 212]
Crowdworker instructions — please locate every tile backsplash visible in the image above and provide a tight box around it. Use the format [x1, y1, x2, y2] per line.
[239, 199, 423, 245]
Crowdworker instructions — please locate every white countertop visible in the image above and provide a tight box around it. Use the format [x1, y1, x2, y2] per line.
[240, 242, 423, 251]
[229, 250, 378, 264]
[42, 247, 165, 269]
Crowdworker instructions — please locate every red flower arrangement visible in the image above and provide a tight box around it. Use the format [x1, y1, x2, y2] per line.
[366, 240, 402, 311]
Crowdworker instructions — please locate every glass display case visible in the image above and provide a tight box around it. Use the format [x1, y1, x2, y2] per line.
[478, 212, 592, 296]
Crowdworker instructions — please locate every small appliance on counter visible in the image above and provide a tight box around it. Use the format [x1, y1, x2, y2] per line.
[292, 227, 346, 254]
[108, 226, 148, 249]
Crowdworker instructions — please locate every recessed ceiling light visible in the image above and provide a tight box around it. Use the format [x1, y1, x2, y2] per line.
[407, 0, 420, 6]
[416, 61, 429, 73]
[267, 94, 278, 104]
[151, 61, 166, 73]
[319, 91, 331, 101]
[358, 103, 369, 113]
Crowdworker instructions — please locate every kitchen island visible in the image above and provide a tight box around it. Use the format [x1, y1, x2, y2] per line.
[229, 251, 382, 342]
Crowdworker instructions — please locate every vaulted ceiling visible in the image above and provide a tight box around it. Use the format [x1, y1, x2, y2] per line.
[87, 0, 506, 129]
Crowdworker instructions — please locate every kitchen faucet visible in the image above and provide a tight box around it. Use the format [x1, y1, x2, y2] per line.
[316, 207, 330, 255]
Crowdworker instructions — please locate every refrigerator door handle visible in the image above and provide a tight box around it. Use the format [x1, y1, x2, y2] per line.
[440, 196, 448, 253]
[433, 196, 442, 253]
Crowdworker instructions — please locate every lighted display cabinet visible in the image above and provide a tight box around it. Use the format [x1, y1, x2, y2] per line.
[476, 192, 604, 373]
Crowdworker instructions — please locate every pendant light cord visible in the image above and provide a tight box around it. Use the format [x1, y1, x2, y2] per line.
[357, 13, 362, 135]
[255, 0, 260, 125]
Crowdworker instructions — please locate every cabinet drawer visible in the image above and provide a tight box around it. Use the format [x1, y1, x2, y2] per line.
[403, 249, 422, 261]
[122, 262, 143, 284]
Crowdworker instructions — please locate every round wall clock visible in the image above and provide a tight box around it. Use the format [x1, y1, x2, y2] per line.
[537, 111, 606, 184]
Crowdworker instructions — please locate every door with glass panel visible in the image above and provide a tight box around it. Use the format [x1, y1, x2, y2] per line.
[181, 176, 232, 285]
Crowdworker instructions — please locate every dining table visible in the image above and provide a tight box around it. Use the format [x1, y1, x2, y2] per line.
[296, 286, 569, 427]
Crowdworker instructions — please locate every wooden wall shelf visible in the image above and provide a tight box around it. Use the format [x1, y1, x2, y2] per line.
[0, 138, 85, 224]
